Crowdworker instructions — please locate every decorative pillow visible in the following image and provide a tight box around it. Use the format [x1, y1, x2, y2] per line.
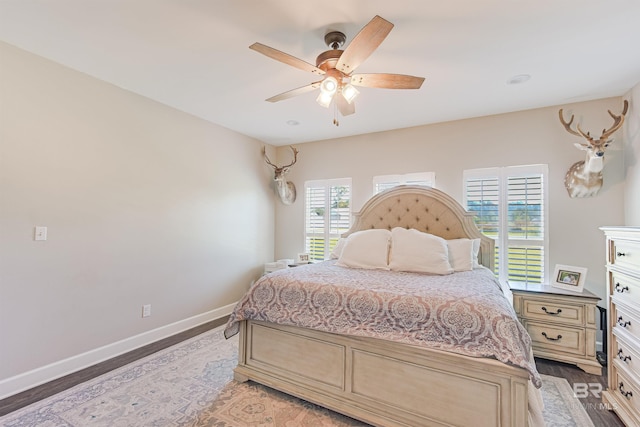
[447, 239, 475, 272]
[389, 227, 453, 275]
[447, 238, 482, 270]
[336, 229, 391, 270]
[330, 238, 346, 259]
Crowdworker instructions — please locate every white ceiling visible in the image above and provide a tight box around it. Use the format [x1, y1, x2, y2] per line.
[1, 0, 639, 146]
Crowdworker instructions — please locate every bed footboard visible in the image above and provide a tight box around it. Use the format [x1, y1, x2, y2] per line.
[234, 320, 530, 427]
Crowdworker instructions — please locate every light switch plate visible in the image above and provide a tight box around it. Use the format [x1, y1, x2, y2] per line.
[35, 226, 47, 241]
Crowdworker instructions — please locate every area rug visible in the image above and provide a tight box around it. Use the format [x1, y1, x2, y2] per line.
[0, 326, 594, 426]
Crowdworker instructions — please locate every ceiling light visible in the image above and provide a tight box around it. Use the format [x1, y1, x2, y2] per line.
[316, 91, 334, 108]
[507, 74, 531, 85]
[320, 76, 338, 95]
[341, 84, 360, 104]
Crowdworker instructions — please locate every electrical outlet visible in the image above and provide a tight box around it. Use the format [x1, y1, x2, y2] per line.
[142, 304, 151, 318]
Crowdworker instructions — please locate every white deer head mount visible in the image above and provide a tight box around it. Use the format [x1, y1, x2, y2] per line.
[559, 100, 628, 198]
[263, 145, 299, 205]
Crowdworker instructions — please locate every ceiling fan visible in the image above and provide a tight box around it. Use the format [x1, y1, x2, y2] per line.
[250, 15, 425, 125]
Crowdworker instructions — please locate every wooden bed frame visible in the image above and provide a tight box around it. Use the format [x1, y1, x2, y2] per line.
[233, 186, 532, 426]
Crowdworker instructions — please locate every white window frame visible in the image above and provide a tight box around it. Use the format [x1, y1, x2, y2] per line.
[463, 164, 549, 284]
[304, 178, 352, 261]
[373, 172, 435, 194]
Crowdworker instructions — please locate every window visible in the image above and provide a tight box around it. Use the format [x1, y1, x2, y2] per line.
[373, 172, 435, 194]
[463, 165, 548, 284]
[305, 178, 352, 261]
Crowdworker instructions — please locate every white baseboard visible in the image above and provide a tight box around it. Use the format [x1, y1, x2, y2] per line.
[0, 303, 236, 400]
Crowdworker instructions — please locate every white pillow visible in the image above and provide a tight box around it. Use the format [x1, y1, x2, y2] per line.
[448, 238, 481, 270]
[330, 238, 346, 259]
[336, 229, 391, 270]
[471, 238, 481, 267]
[447, 239, 475, 272]
[389, 227, 453, 275]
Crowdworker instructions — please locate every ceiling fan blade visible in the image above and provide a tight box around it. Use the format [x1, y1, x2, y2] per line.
[250, 42, 325, 75]
[350, 73, 425, 89]
[336, 15, 394, 75]
[336, 95, 355, 116]
[265, 81, 321, 103]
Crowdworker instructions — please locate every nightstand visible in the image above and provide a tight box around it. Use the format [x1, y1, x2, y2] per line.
[509, 281, 602, 375]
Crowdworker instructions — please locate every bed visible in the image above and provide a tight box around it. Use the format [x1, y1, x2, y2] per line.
[225, 185, 543, 427]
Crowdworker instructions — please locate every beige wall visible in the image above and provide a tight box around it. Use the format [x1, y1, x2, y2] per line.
[624, 81, 640, 224]
[0, 42, 274, 389]
[275, 97, 627, 304]
[1, 35, 634, 398]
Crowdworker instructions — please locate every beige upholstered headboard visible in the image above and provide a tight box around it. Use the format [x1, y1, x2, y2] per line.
[343, 185, 495, 271]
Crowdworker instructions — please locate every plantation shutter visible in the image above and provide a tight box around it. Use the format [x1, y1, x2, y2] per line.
[305, 185, 327, 261]
[329, 186, 351, 241]
[375, 181, 401, 193]
[464, 165, 548, 284]
[305, 178, 352, 261]
[464, 175, 500, 274]
[507, 174, 545, 283]
[373, 172, 435, 194]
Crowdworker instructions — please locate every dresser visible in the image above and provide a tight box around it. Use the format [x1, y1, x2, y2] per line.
[509, 281, 601, 375]
[602, 227, 640, 426]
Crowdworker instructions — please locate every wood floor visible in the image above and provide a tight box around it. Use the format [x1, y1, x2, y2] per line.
[535, 357, 624, 426]
[0, 318, 626, 426]
[0, 317, 228, 417]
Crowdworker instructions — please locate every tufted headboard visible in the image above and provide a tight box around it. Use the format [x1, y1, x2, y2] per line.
[343, 185, 495, 271]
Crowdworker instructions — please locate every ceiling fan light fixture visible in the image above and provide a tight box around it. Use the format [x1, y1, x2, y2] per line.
[316, 91, 334, 108]
[251, 15, 424, 123]
[320, 76, 338, 95]
[341, 83, 359, 104]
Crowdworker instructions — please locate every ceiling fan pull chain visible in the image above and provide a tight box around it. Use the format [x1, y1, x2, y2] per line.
[333, 102, 339, 126]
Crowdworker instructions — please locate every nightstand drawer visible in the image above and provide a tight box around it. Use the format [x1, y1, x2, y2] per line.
[509, 281, 600, 373]
[612, 239, 640, 272]
[611, 271, 640, 308]
[525, 321, 585, 356]
[520, 297, 584, 327]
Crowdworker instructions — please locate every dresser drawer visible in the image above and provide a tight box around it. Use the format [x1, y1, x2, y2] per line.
[612, 303, 640, 342]
[525, 321, 585, 356]
[613, 331, 640, 380]
[519, 297, 584, 327]
[611, 271, 640, 308]
[612, 238, 640, 272]
[612, 364, 640, 419]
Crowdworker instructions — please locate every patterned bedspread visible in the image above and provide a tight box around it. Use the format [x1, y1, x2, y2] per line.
[224, 260, 541, 387]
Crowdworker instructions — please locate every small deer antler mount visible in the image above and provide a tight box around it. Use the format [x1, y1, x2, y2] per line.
[559, 100, 628, 198]
[263, 145, 299, 205]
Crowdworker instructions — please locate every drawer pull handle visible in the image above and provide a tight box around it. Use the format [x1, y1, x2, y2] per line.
[619, 382, 633, 399]
[541, 307, 562, 315]
[618, 349, 632, 363]
[541, 332, 562, 341]
[618, 316, 632, 328]
[617, 251, 627, 257]
[615, 283, 630, 293]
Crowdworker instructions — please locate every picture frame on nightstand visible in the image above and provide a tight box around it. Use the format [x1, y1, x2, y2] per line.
[296, 253, 310, 264]
[551, 264, 587, 292]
